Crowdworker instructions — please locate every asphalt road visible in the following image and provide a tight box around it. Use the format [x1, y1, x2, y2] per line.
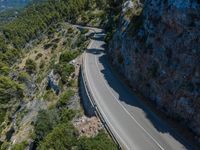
[82, 27, 196, 150]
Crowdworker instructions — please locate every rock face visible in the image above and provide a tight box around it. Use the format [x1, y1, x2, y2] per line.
[108, 0, 200, 139]
[48, 70, 60, 95]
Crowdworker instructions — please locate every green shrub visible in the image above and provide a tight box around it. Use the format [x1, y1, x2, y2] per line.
[67, 27, 74, 34]
[25, 59, 37, 74]
[0, 49, 20, 66]
[43, 90, 57, 101]
[51, 38, 60, 43]
[37, 123, 78, 150]
[0, 35, 6, 51]
[0, 141, 3, 149]
[105, 30, 115, 43]
[43, 43, 53, 49]
[34, 109, 60, 141]
[35, 53, 43, 60]
[0, 62, 10, 75]
[0, 108, 7, 126]
[75, 35, 88, 49]
[81, 28, 89, 34]
[78, 131, 117, 150]
[57, 90, 75, 106]
[39, 60, 45, 69]
[0, 141, 9, 150]
[60, 109, 76, 123]
[54, 63, 75, 83]
[52, 43, 58, 50]
[12, 141, 28, 150]
[18, 72, 30, 82]
[68, 79, 76, 87]
[0, 76, 24, 104]
[59, 50, 79, 63]
[81, 14, 89, 24]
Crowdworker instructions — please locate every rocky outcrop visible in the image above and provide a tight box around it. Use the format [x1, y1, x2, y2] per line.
[48, 70, 60, 95]
[108, 0, 200, 140]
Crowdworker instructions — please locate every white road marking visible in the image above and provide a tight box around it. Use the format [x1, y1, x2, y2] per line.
[94, 51, 165, 150]
[84, 41, 131, 150]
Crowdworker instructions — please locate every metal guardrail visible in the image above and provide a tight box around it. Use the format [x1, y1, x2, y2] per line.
[81, 53, 122, 150]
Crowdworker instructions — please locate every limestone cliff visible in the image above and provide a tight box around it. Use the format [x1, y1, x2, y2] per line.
[108, 0, 200, 141]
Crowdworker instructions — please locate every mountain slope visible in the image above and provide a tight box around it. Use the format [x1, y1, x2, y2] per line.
[0, 0, 116, 149]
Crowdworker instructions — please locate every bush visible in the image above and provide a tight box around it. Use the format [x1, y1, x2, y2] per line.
[43, 90, 57, 101]
[81, 28, 89, 34]
[0, 76, 24, 104]
[78, 131, 117, 150]
[39, 60, 45, 69]
[12, 141, 28, 150]
[51, 38, 60, 43]
[81, 14, 89, 24]
[67, 27, 74, 34]
[0, 141, 9, 150]
[105, 30, 115, 43]
[18, 72, 30, 82]
[57, 90, 75, 106]
[34, 109, 60, 142]
[52, 43, 58, 50]
[68, 79, 77, 87]
[0, 49, 20, 65]
[35, 53, 43, 60]
[37, 123, 78, 150]
[0, 35, 6, 51]
[25, 59, 37, 74]
[54, 63, 75, 83]
[60, 109, 76, 123]
[0, 62, 10, 75]
[75, 35, 88, 49]
[59, 50, 79, 63]
[0, 108, 6, 127]
[43, 43, 53, 49]
[37, 126, 117, 150]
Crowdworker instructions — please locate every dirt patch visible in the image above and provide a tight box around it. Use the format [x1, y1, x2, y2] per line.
[73, 116, 103, 137]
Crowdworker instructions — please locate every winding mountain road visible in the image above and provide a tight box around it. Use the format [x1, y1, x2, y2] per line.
[81, 26, 196, 150]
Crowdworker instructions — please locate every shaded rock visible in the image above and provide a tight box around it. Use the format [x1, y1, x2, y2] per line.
[108, 0, 200, 141]
[47, 70, 60, 95]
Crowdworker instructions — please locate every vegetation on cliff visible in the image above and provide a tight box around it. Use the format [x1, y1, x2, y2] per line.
[0, 0, 119, 149]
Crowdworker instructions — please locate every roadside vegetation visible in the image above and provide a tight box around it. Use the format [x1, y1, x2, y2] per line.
[0, 0, 119, 149]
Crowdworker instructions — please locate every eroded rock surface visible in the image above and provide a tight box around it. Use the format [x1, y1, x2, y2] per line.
[108, 0, 200, 141]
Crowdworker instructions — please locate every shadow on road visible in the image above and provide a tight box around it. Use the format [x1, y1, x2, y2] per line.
[85, 32, 198, 150]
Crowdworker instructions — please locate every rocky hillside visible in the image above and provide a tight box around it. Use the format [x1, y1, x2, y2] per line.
[0, 0, 117, 149]
[108, 0, 200, 141]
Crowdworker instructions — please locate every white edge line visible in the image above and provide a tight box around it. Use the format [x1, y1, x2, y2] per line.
[94, 52, 165, 150]
[84, 40, 131, 150]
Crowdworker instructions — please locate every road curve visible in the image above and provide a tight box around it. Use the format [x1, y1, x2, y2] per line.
[82, 27, 196, 150]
